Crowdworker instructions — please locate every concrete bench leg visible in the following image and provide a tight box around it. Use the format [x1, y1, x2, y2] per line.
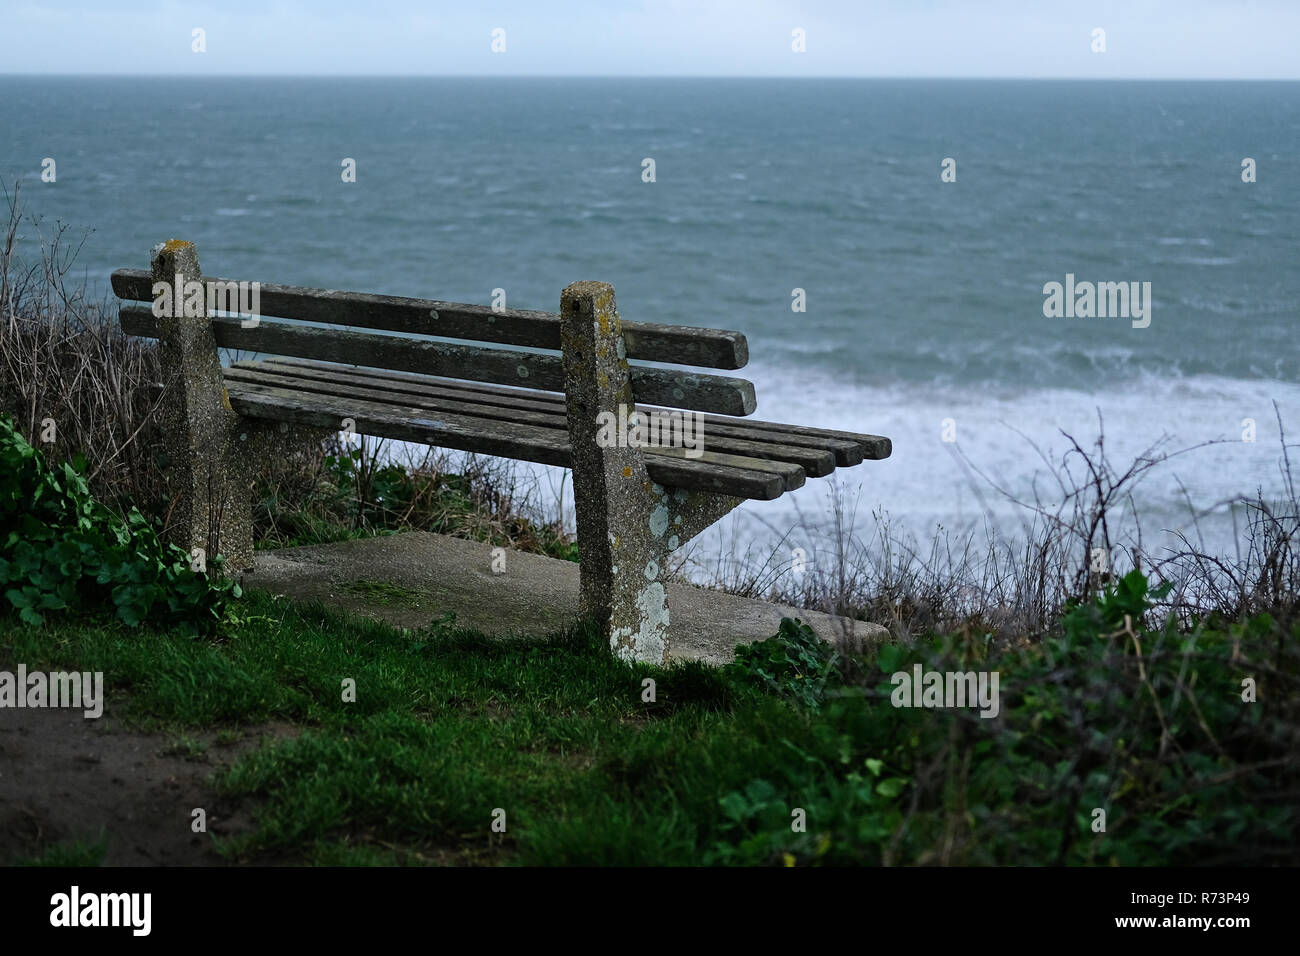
[151, 241, 331, 575]
[150, 240, 258, 573]
[560, 281, 739, 664]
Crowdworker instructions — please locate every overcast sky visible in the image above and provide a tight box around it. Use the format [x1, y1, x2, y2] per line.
[4, 0, 1298, 79]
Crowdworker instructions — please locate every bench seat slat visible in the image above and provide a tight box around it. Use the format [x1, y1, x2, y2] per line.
[119, 305, 756, 416]
[229, 362, 835, 478]
[225, 364, 571, 432]
[690, 415, 892, 460]
[257, 358, 565, 415]
[111, 268, 749, 370]
[256, 357, 875, 466]
[223, 380, 792, 500]
[647, 410, 878, 465]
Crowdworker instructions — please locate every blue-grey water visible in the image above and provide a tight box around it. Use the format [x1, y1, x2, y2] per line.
[3, 77, 1297, 565]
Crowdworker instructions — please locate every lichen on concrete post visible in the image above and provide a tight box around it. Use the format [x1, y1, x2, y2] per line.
[151, 239, 254, 573]
[560, 281, 739, 664]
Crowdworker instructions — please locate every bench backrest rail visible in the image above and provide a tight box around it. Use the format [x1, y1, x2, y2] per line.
[110, 269, 748, 370]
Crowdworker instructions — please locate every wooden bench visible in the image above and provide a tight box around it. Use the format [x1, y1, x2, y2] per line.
[112, 240, 891, 663]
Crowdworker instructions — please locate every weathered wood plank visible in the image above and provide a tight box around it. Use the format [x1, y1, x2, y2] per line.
[120, 305, 756, 416]
[650, 409, 869, 466]
[223, 380, 785, 500]
[643, 459, 782, 501]
[689, 416, 892, 460]
[227, 380, 572, 465]
[112, 268, 749, 370]
[226, 363, 833, 477]
[256, 358, 567, 415]
[261, 357, 570, 404]
[646, 447, 806, 492]
[257, 357, 864, 466]
[224, 365, 570, 432]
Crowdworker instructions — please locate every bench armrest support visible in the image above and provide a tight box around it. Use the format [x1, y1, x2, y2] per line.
[561, 281, 738, 664]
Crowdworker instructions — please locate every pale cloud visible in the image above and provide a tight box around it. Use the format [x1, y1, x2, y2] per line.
[3, 0, 1297, 77]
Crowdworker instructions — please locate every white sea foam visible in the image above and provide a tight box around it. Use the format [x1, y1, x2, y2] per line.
[374, 369, 1299, 581]
[699, 365, 1300, 568]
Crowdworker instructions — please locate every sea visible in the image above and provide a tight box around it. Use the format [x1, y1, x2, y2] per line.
[2, 77, 1297, 570]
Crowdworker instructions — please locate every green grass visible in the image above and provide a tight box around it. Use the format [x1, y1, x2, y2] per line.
[14, 833, 110, 867]
[2, 581, 1296, 866]
[0, 591, 818, 864]
[339, 579, 425, 607]
[160, 735, 210, 760]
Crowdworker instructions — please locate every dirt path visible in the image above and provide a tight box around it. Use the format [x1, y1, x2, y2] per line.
[0, 707, 288, 865]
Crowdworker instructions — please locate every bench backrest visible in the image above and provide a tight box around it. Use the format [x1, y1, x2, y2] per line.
[111, 269, 756, 417]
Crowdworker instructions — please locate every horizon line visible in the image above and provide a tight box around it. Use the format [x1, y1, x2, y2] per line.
[3, 73, 1299, 82]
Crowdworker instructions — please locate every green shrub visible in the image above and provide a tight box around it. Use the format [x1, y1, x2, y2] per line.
[0, 415, 239, 630]
[727, 617, 841, 711]
[710, 571, 1298, 865]
[254, 442, 578, 561]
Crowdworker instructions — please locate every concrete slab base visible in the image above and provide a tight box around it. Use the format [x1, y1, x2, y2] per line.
[245, 531, 886, 665]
